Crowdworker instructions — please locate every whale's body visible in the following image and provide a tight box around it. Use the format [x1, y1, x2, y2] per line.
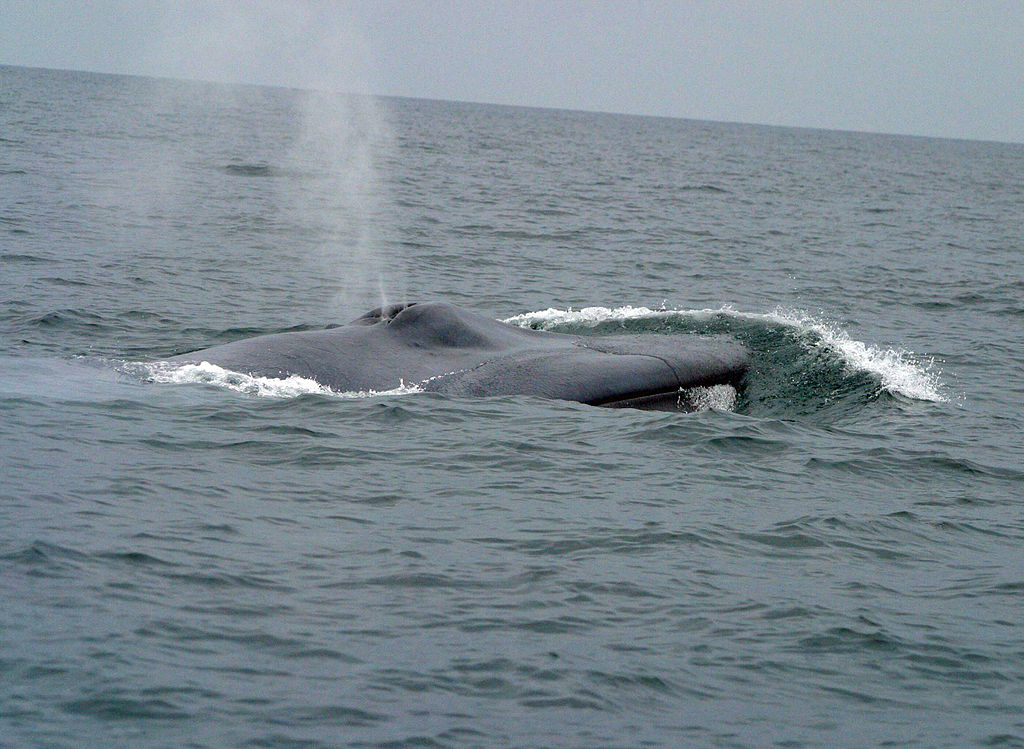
[168, 302, 748, 410]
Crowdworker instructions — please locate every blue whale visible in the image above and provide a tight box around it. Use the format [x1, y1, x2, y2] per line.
[168, 301, 748, 410]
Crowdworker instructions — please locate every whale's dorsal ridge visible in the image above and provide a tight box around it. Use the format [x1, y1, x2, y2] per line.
[353, 302, 418, 326]
[385, 301, 545, 351]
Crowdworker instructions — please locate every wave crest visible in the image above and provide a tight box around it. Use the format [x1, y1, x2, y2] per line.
[505, 305, 945, 403]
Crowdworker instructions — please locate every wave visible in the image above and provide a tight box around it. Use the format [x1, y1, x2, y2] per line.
[756, 308, 945, 403]
[505, 304, 946, 405]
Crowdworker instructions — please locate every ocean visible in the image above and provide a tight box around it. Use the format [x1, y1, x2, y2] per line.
[1, 64, 1022, 748]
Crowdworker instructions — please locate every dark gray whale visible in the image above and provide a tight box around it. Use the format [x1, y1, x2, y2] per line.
[168, 301, 748, 410]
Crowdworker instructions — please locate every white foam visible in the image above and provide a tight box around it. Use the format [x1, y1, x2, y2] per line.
[685, 384, 739, 412]
[504, 305, 946, 403]
[143, 361, 422, 399]
[505, 304, 684, 328]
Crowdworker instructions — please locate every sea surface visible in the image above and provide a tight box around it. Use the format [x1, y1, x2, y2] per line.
[1, 64, 1023, 748]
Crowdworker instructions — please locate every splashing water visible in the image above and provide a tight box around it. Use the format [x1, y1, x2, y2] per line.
[143, 361, 421, 399]
[758, 307, 946, 404]
[685, 384, 739, 412]
[505, 305, 946, 403]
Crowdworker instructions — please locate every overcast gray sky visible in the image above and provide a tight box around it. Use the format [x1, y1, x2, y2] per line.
[2, 0, 1022, 143]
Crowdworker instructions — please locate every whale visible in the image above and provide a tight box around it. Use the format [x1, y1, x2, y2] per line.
[167, 301, 749, 410]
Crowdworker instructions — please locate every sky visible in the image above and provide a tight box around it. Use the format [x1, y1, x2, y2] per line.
[2, 0, 1022, 144]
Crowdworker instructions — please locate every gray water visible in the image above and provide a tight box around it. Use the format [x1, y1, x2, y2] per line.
[2, 65, 1023, 748]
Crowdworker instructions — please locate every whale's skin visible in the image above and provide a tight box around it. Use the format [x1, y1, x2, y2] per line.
[167, 302, 749, 410]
